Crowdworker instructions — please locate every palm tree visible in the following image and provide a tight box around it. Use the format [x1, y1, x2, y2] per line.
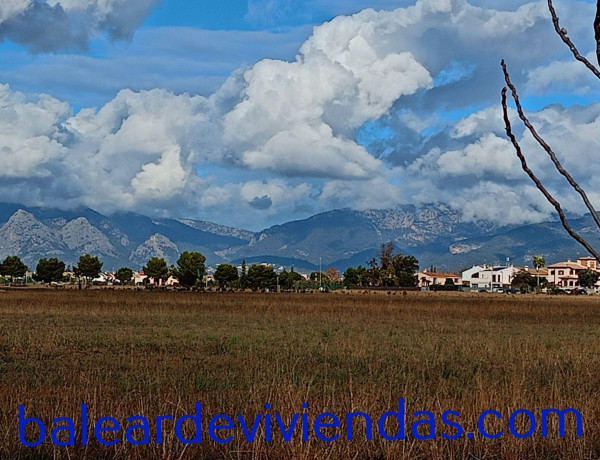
[532, 255, 546, 287]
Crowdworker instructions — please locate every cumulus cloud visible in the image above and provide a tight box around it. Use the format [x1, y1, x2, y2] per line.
[1, 0, 599, 229]
[0, 0, 157, 52]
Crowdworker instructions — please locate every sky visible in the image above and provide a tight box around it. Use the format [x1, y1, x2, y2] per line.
[0, 0, 599, 231]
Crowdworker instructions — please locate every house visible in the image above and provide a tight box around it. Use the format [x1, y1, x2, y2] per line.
[417, 270, 461, 289]
[577, 256, 598, 270]
[461, 265, 487, 289]
[521, 266, 549, 280]
[547, 257, 599, 289]
[92, 272, 116, 285]
[463, 265, 520, 290]
[478, 266, 520, 290]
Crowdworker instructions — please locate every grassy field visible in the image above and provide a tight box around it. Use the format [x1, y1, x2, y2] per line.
[0, 289, 599, 459]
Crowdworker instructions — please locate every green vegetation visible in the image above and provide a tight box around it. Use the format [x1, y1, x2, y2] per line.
[246, 264, 277, 291]
[34, 257, 66, 283]
[0, 255, 28, 280]
[172, 251, 206, 287]
[578, 269, 599, 289]
[115, 267, 134, 285]
[213, 263, 239, 288]
[74, 254, 103, 283]
[142, 257, 168, 282]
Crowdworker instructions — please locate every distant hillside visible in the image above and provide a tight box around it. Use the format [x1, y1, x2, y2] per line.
[0, 202, 596, 272]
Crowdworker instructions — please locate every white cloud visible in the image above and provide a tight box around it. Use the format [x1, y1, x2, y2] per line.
[436, 133, 522, 178]
[0, 0, 599, 230]
[0, 84, 70, 178]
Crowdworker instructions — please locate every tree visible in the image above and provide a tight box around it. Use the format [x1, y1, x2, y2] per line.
[366, 242, 419, 287]
[579, 269, 599, 289]
[115, 267, 134, 285]
[74, 254, 102, 283]
[1, 256, 28, 280]
[171, 251, 206, 287]
[501, 1, 600, 260]
[532, 255, 546, 287]
[511, 270, 535, 292]
[343, 266, 367, 287]
[247, 264, 277, 291]
[239, 260, 248, 289]
[34, 258, 65, 283]
[309, 271, 328, 283]
[214, 263, 239, 289]
[279, 268, 303, 290]
[532, 255, 546, 270]
[325, 267, 341, 281]
[142, 257, 169, 284]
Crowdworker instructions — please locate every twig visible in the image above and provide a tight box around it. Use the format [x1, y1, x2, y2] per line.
[595, 0, 600, 66]
[548, 0, 600, 78]
[501, 84, 600, 261]
[501, 60, 600, 234]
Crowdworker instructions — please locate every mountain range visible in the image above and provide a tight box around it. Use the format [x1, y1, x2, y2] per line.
[0, 202, 598, 273]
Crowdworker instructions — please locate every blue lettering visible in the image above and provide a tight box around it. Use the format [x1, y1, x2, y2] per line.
[156, 415, 173, 444]
[275, 413, 299, 442]
[125, 416, 150, 445]
[478, 410, 503, 439]
[18, 405, 45, 447]
[94, 416, 121, 446]
[208, 415, 234, 443]
[509, 409, 536, 438]
[441, 410, 463, 440]
[412, 411, 435, 440]
[377, 398, 406, 441]
[175, 402, 202, 444]
[51, 417, 75, 446]
[541, 408, 583, 437]
[238, 414, 262, 442]
[346, 411, 373, 441]
[314, 413, 340, 442]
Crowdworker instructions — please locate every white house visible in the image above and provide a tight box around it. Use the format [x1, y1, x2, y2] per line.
[463, 265, 519, 290]
[461, 265, 487, 288]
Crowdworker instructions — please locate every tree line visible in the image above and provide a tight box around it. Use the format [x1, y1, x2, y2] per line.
[0, 242, 421, 290]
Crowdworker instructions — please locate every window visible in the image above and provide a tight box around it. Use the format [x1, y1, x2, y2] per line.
[558, 270, 564, 275]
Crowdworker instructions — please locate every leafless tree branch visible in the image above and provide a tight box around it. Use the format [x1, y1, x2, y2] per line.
[501, 83, 600, 261]
[501, 60, 600, 233]
[595, 0, 600, 66]
[548, 0, 600, 77]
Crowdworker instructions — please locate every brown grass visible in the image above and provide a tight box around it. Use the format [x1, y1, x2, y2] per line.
[1, 289, 599, 459]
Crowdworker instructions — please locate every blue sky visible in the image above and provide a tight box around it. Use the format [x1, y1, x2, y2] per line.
[0, 0, 599, 230]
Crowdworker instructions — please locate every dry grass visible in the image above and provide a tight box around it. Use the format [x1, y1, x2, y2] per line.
[1, 289, 599, 459]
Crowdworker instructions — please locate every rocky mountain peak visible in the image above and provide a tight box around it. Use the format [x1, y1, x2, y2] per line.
[0, 209, 65, 264]
[129, 233, 180, 267]
[60, 217, 116, 255]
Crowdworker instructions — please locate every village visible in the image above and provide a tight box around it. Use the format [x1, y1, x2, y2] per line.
[416, 255, 600, 294]
[2, 252, 600, 294]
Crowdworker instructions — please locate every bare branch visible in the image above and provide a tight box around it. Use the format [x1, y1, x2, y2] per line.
[548, 0, 600, 78]
[595, 0, 600, 66]
[501, 80, 600, 261]
[501, 60, 600, 233]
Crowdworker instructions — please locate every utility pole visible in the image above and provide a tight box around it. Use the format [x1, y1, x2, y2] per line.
[319, 257, 322, 290]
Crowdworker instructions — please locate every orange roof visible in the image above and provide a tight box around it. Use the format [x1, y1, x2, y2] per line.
[548, 261, 586, 270]
[419, 272, 460, 278]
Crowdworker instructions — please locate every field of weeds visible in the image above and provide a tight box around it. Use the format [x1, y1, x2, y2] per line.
[0, 289, 599, 459]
